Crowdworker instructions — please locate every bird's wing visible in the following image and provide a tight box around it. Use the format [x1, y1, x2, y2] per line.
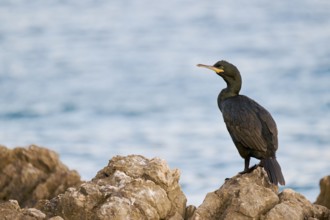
[257, 105, 278, 151]
[222, 96, 274, 152]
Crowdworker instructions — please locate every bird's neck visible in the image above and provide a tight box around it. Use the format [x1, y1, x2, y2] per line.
[219, 82, 241, 101]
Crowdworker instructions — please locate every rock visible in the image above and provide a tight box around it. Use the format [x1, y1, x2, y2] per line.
[0, 145, 82, 207]
[1, 145, 329, 219]
[189, 167, 279, 219]
[0, 199, 64, 220]
[264, 189, 329, 220]
[315, 175, 330, 209]
[185, 205, 197, 219]
[189, 167, 330, 220]
[38, 155, 187, 220]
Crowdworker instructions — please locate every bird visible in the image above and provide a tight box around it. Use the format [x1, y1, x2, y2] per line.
[197, 60, 285, 185]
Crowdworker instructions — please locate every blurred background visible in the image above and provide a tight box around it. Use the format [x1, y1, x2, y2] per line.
[0, 0, 329, 206]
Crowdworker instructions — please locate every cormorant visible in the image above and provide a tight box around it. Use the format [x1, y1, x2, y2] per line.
[197, 60, 285, 185]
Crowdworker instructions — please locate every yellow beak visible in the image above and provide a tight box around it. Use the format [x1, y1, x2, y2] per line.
[197, 64, 224, 73]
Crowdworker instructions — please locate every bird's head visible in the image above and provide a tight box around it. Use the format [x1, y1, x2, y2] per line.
[197, 60, 241, 86]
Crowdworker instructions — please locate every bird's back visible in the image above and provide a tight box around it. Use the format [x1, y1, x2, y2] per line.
[218, 95, 278, 158]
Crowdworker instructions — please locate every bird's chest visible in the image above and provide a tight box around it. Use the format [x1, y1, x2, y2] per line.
[219, 97, 244, 118]
[219, 98, 256, 132]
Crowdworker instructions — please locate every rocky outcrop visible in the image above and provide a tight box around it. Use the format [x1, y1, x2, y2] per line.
[0, 145, 81, 207]
[315, 175, 330, 209]
[37, 155, 187, 220]
[1, 145, 329, 220]
[188, 167, 330, 220]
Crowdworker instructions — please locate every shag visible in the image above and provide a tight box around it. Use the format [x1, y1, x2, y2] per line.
[197, 60, 285, 185]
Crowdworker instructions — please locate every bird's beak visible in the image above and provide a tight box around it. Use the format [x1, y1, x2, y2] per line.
[197, 64, 224, 74]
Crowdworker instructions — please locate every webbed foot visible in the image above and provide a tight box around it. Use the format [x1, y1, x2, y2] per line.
[239, 164, 259, 174]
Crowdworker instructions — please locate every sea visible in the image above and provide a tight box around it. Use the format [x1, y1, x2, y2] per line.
[0, 0, 329, 206]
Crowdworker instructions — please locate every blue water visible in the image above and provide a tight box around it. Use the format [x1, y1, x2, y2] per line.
[1, 0, 330, 206]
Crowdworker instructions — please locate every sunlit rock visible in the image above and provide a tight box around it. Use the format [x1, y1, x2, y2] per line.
[188, 167, 330, 220]
[38, 155, 187, 220]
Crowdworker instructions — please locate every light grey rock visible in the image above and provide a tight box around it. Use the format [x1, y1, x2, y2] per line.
[39, 155, 187, 220]
[263, 189, 329, 220]
[189, 167, 330, 220]
[189, 167, 278, 220]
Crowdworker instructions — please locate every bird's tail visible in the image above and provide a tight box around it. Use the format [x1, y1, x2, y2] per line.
[261, 157, 285, 185]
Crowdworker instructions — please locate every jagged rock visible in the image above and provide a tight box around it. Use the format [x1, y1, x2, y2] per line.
[189, 167, 278, 219]
[264, 189, 329, 220]
[0, 145, 81, 207]
[189, 167, 330, 220]
[0, 199, 63, 220]
[315, 175, 330, 209]
[37, 155, 187, 220]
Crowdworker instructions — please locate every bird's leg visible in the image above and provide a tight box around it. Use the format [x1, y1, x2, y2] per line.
[239, 157, 250, 174]
[244, 157, 250, 172]
[239, 157, 259, 174]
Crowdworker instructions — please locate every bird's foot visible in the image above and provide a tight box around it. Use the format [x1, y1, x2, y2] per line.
[239, 164, 259, 174]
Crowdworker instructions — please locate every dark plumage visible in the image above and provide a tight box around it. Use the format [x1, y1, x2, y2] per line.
[197, 60, 285, 185]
